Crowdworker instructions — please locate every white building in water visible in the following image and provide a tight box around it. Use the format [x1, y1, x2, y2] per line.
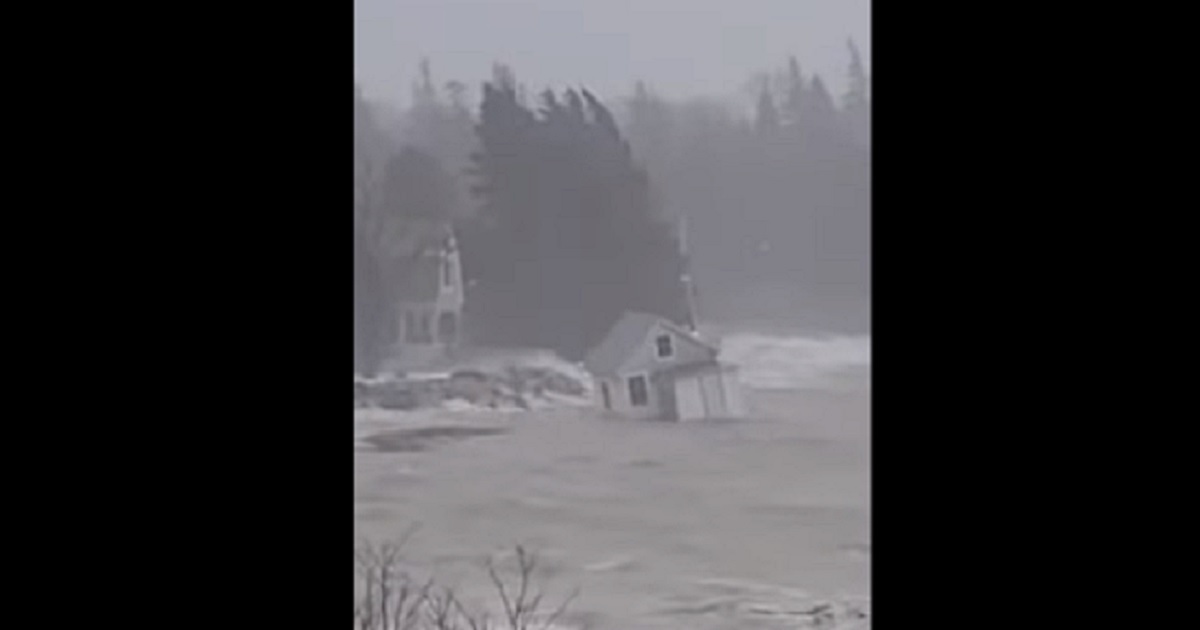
[583, 311, 745, 421]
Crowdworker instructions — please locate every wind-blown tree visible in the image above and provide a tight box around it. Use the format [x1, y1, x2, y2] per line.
[400, 59, 479, 221]
[463, 70, 690, 359]
[458, 67, 538, 346]
[359, 47, 872, 353]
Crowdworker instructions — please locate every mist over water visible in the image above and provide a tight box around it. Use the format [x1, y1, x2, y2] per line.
[719, 330, 871, 391]
[355, 385, 870, 630]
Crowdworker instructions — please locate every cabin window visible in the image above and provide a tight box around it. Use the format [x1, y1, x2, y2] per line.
[655, 334, 674, 358]
[627, 375, 649, 407]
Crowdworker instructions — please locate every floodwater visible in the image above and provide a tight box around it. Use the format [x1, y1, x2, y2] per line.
[354, 372, 870, 629]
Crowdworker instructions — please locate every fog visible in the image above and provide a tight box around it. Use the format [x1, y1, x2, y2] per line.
[355, 6, 870, 368]
[355, 4, 871, 628]
[355, 0, 871, 105]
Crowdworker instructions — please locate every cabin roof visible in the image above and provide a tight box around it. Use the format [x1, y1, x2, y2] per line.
[583, 311, 716, 376]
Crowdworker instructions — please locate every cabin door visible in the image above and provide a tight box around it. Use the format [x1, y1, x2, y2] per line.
[674, 375, 705, 421]
[700, 372, 727, 417]
[657, 378, 678, 420]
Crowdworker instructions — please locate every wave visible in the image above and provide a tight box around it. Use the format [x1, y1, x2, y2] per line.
[715, 330, 871, 390]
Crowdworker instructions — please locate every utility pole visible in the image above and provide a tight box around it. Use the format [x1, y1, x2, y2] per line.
[678, 215, 701, 334]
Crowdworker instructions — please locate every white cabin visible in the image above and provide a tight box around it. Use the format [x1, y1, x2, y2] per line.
[583, 311, 745, 421]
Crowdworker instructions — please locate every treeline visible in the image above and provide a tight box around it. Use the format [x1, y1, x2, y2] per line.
[460, 66, 691, 361]
[354, 42, 870, 373]
[355, 65, 689, 370]
[623, 41, 870, 329]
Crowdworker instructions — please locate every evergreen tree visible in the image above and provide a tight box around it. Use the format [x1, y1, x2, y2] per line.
[610, 58, 872, 329]
[401, 59, 478, 220]
[843, 39, 869, 111]
[383, 147, 455, 224]
[754, 82, 780, 135]
[782, 56, 807, 127]
[411, 58, 436, 108]
[842, 39, 871, 148]
[464, 74, 689, 359]
[807, 75, 838, 130]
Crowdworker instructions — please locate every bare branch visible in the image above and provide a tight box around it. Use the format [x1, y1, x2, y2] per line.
[397, 522, 423, 549]
[486, 555, 517, 628]
[356, 537, 574, 630]
[422, 586, 455, 630]
[513, 546, 534, 625]
[538, 588, 580, 630]
[449, 592, 490, 630]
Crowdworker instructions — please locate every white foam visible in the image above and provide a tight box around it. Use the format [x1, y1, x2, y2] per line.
[717, 332, 871, 390]
[583, 554, 638, 572]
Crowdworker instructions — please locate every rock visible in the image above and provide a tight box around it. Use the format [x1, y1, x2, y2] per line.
[413, 385, 445, 408]
[447, 372, 493, 402]
[377, 386, 418, 410]
[449, 369, 489, 384]
[355, 358, 588, 411]
[544, 372, 586, 396]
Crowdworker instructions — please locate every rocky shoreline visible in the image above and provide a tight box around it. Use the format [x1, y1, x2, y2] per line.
[354, 364, 590, 412]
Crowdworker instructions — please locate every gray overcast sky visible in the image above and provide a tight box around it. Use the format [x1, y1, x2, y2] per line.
[354, 0, 870, 107]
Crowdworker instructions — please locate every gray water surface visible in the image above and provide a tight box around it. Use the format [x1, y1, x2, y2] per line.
[354, 384, 870, 629]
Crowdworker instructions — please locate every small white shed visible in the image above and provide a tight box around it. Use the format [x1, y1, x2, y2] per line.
[583, 311, 745, 421]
